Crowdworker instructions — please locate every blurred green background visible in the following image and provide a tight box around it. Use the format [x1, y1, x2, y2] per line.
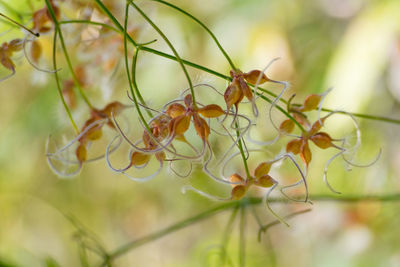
[1, 0, 400, 266]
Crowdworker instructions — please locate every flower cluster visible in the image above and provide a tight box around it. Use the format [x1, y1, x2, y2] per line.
[0, 0, 380, 222]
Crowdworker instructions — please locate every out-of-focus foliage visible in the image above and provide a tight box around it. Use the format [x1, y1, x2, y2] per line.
[0, 0, 400, 266]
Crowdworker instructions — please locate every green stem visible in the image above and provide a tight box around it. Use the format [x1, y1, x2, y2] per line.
[52, 27, 78, 133]
[131, 48, 152, 117]
[123, 3, 151, 133]
[238, 206, 246, 267]
[59, 20, 119, 32]
[0, 12, 39, 36]
[220, 205, 239, 266]
[150, 0, 237, 70]
[93, 0, 400, 127]
[45, 0, 93, 109]
[257, 94, 306, 132]
[99, 193, 400, 265]
[129, 1, 197, 107]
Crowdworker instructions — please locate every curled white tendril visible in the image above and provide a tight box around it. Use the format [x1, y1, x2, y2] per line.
[247, 74, 292, 146]
[46, 118, 122, 177]
[22, 36, 61, 73]
[316, 110, 381, 194]
[105, 135, 164, 182]
[251, 57, 282, 117]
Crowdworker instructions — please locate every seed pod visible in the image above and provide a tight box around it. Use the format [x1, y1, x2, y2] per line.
[257, 175, 275, 188]
[166, 103, 186, 118]
[198, 104, 224, 118]
[254, 162, 272, 179]
[286, 139, 303, 155]
[231, 185, 247, 200]
[243, 70, 269, 85]
[310, 132, 334, 149]
[279, 119, 295, 134]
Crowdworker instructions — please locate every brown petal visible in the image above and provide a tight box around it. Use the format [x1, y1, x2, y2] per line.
[193, 113, 210, 140]
[310, 132, 334, 149]
[155, 151, 166, 162]
[9, 39, 23, 52]
[309, 118, 326, 135]
[254, 162, 272, 179]
[184, 94, 193, 108]
[243, 70, 269, 85]
[76, 144, 87, 163]
[299, 94, 322, 112]
[256, 175, 275, 188]
[130, 152, 151, 167]
[279, 119, 295, 134]
[198, 104, 225, 118]
[286, 139, 303, 155]
[239, 77, 253, 101]
[171, 114, 191, 136]
[229, 173, 245, 185]
[30, 40, 42, 63]
[231, 185, 247, 200]
[101, 101, 126, 118]
[293, 113, 311, 128]
[300, 142, 312, 167]
[0, 55, 15, 71]
[166, 103, 186, 118]
[224, 79, 243, 110]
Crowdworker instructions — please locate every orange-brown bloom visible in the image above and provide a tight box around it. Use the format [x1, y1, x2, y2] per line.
[166, 94, 224, 142]
[224, 69, 269, 112]
[229, 162, 276, 200]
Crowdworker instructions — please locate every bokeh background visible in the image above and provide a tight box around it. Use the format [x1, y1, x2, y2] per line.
[1, 0, 400, 266]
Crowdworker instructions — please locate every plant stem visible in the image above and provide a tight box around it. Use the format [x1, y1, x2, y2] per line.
[52, 28, 78, 133]
[59, 20, 119, 32]
[91, 0, 400, 126]
[45, 0, 93, 109]
[220, 205, 239, 266]
[131, 48, 152, 117]
[129, 1, 197, 107]
[99, 192, 400, 265]
[150, 0, 237, 70]
[238, 205, 246, 267]
[123, 3, 151, 133]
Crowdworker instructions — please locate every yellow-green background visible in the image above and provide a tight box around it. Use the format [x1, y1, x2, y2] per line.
[1, 0, 400, 266]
